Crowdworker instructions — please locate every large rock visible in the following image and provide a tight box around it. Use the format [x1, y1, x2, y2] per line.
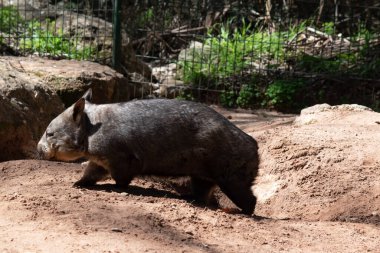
[0, 57, 64, 161]
[152, 63, 186, 98]
[8, 56, 149, 107]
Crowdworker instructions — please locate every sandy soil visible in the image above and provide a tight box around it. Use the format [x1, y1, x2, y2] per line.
[1, 104, 379, 252]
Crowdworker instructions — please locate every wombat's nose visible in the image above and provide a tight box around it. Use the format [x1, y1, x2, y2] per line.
[36, 143, 45, 160]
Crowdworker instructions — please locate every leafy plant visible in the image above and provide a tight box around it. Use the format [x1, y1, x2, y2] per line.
[350, 25, 380, 78]
[322, 22, 335, 35]
[265, 79, 305, 110]
[0, 6, 21, 33]
[220, 88, 238, 107]
[179, 18, 291, 88]
[236, 84, 259, 108]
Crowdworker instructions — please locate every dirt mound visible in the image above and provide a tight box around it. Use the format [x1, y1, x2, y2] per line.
[253, 104, 380, 223]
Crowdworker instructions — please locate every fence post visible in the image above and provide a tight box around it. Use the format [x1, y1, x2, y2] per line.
[112, 0, 121, 71]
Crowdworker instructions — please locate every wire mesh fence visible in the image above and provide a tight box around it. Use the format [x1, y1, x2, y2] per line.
[0, 0, 113, 64]
[125, 0, 380, 110]
[1, 0, 379, 111]
[128, 1, 380, 74]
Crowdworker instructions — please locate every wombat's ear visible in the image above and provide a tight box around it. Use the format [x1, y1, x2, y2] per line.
[73, 98, 85, 124]
[82, 88, 92, 102]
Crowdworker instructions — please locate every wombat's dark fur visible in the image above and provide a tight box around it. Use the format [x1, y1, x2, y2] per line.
[37, 89, 259, 214]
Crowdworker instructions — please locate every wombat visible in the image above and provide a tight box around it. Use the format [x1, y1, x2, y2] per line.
[37, 89, 259, 215]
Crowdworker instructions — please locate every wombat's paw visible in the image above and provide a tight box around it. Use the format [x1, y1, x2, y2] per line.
[72, 179, 95, 188]
[114, 182, 130, 190]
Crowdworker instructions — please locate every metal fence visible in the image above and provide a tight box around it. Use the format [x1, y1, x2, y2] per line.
[126, 2, 380, 76]
[1, 0, 379, 110]
[0, 0, 113, 64]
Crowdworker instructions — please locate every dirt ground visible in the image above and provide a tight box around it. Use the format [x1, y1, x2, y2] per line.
[1, 105, 379, 253]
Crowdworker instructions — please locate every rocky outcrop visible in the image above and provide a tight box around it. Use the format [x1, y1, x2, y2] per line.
[7, 56, 151, 106]
[152, 63, 186, 98]
[0, 58, 64, 161]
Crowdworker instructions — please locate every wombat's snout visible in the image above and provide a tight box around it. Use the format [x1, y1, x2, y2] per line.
[37, 138, 51, 160]
[36, 143, 45, 160]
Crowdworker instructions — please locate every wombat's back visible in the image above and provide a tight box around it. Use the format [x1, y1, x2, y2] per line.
[87, 99, 258, 176]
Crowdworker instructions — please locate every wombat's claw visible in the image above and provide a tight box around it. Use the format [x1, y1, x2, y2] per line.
[72, 182, 84, 188]
[73, 180, 93, 188]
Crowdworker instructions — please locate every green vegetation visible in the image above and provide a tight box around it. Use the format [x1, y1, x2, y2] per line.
[179, 19, 286, 84]
[296, 55, 341, 74]
[1, 5, 379, 112]
[265, 79, 306, 110]
[0, 6, 21, 33]
[20, 20, 96, 60]
[322, 22, 335, 35]
[236, 84, 260, 108]
[137, 7, 154, 27]
[63, 2, 79, 10]
[295, 23, 380, 78]
[180, 19, 379, 84]
[177, 18, 379, 111]
[0, 7, 97, 60]
[220, 84, 260, 109]
[220, 89, 238, 108]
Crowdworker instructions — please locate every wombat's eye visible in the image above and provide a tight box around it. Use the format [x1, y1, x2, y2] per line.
[46, 132, 54, 137]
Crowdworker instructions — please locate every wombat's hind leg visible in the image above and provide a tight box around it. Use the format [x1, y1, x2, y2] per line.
[218, 180, 256, 215]
[73, 162, 109, 187]
[191, 177, 216, 205]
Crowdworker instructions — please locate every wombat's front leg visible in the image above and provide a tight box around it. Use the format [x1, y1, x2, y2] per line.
[191, 177, 216, 204]
[73, 161, 110, 187]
